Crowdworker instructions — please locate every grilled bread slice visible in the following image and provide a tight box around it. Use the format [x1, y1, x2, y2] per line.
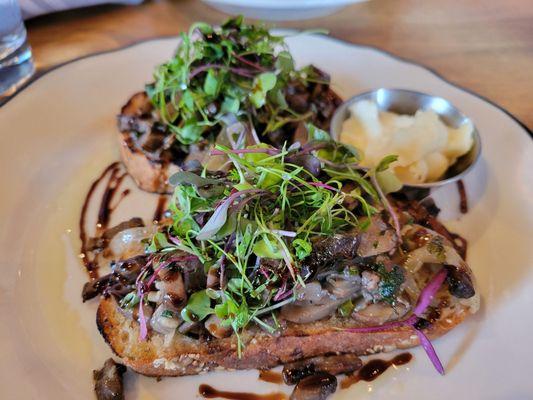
[117, 92, 178, 194]
[96, 290, 479, 377]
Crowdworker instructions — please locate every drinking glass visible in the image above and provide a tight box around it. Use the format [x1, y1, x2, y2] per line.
[0, 0, 34, 98]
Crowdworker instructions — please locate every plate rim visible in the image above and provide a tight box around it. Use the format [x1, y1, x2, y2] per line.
[202, 0, 362, 9]
[1, 32, 531, 138]
[1, 30, 532, 399]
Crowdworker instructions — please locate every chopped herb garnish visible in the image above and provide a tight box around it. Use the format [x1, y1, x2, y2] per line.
[371, 264, 405, 303]
[427, 236, 446, 263]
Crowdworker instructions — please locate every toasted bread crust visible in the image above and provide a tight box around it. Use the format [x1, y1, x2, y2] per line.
[97, 295, 477, 377]
[118, 131, 175, 194]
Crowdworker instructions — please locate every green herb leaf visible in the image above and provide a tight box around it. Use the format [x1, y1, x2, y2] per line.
[253, 237, 283, 259]
[275, 51, 294, 73]
[376, 170, 403, 194]
[175, 120, 205, 144]
[376, 155, 399, 172]
[292, 238, 312, 260]
[306, 123, 331, 142]
[338, 299, 355, 317]
[221, 96, 240, 114]
[204, 69, 220, 96]
[250, 72, 277, 108]
[181, 290, 213, 322]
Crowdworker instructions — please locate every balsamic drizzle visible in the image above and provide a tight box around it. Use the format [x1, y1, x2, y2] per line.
[456, 179, 468, 214]
[79, 162, 122, 280]
[199, 384, 287, 400]
[341, 353, 413, 389]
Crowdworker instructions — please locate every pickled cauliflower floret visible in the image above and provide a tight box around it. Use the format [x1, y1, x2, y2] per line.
[340, 100, 474, 184]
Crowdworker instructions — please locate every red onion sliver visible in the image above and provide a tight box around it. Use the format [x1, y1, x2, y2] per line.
[414, 269, 448, 316]
[345, 268, 449, 375]
[415, 328, 445, 375]
[138, 292, 148, 341]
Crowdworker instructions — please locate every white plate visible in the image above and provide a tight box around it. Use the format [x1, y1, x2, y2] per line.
[202, 0, 367, 21]
[0, 34, 532, 399]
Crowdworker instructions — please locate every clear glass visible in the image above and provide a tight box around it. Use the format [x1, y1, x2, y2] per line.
[0, 0, 34, 98]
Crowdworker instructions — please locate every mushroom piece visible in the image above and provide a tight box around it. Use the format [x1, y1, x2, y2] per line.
[281, 277, 361, 324]
[204, 314, 232, 339]
[357, 216, 397, 257]
[281, 302, 341, 324]
[108, 225, 157, 259]
[150, 304, 180, 335]
[93, 358, 127, 400]
[283, 354, 362, 385]
[290, 372, 337, 400]
[352, 301, 410, 326]
[402, 225, 475, 299]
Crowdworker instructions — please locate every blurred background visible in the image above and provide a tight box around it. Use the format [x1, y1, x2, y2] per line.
[1, 0, 532, 129]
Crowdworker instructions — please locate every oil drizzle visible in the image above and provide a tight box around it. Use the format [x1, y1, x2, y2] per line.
[341, 353, 412, 389]
[456, 179, 468, 214]
[199, 384, 287, 400]
[259, 370, 283, 384]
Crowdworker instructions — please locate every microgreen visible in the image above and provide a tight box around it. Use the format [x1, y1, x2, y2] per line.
[147, 16, 332, 146]
[149, 137, 394, 343]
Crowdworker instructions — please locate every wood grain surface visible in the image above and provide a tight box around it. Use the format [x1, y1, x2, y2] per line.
[24, 0, 533, 129]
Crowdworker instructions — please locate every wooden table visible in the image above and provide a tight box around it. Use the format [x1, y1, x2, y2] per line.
[25, 0, 533, 130]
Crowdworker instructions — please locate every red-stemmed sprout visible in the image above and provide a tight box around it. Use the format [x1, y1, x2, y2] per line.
[307, 181, 339, 192]
[210, 148, 279, 157]
[345, 268, 448, 375]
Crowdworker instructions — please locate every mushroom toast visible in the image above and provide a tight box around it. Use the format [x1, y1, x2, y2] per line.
[117, 16, 341, 193]
[89, 137, 479, 378]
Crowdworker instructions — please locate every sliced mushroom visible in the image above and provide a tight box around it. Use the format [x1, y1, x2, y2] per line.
[108, 225, 157, 259]
[283, 354, 362, 385]
[290, 372, 337, 400]
[352, 302, 410, 326]
[157, 268, 187, 308]
[111, 255, 147, 283]
[204, 314, 232, 339]
[307, 234, 359, 271]
[281, 301, 341, 324]
[282, 277, 361, 324]
[445, 266, 475, 298]
[294, 282, 332, 306]
[93, 358, 126, 400]
[357, 215, 397, 257]
[150, 304, 180, 335]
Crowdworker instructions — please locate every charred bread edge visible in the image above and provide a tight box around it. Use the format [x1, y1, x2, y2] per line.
[97, 295, 477, 377]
